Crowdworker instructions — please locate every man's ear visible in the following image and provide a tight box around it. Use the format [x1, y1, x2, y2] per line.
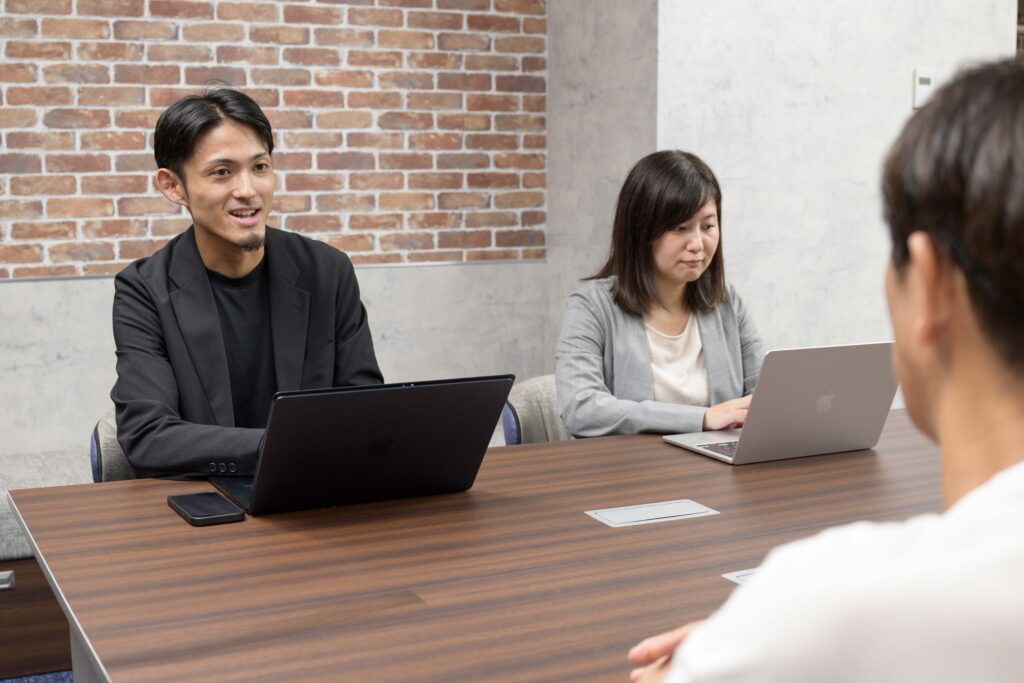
[154, 168, 189, 208]
[904, 231, 956, 347]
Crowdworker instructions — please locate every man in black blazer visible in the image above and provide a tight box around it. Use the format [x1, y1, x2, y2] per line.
[111, 89, 382, 478]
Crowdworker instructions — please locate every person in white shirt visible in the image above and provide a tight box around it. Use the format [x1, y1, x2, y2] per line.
[627, 57, 1024, 683]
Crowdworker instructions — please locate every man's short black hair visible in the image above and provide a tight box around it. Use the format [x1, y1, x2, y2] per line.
[153, 88, 274, 183]
[589, 150, 727, 315]
[882, 58, 1024, 375]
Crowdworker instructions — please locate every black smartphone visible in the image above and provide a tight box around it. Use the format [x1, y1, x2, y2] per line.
[167, 491, 245, 527]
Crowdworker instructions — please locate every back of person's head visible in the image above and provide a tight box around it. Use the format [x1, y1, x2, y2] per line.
[883, 58, 1024, 375]
[593, 150, 726, 314]
[154, 88, 274, 184]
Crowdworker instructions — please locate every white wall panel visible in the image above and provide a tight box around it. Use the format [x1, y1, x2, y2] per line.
[657, 0, 1015, 351]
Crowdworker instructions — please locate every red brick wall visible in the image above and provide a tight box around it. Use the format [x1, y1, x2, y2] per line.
[0, 0, 547, 278]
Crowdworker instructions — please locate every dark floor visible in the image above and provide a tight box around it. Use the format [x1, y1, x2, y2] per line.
[1, 672, 72, 683]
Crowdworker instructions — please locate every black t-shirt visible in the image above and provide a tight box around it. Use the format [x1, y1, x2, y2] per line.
[207, 259, 276, 429]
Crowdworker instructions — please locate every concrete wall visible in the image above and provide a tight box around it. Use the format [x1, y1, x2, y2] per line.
[1, 277, 116, 458]
[361, 261, 547, 383]
[544, 0, 658, 368]
[0, 261, 547, 458]
[656, 0, 1016, 352]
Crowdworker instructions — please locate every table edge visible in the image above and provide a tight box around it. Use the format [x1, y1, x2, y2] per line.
[7, 490, 111, 683]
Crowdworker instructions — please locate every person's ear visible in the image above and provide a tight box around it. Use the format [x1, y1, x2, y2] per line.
[904, 231, 956, 348]
[154, 168, 189, 208]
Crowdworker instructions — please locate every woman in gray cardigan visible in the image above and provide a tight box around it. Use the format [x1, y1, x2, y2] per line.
[556, 151, 764, 437]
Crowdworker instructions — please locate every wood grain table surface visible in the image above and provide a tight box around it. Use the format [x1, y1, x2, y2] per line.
[10, 410, 940, 682]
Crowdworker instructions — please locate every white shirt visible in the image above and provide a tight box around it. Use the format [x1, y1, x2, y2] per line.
[666, 460, 1024, 683]
[646, 320, 709, 407]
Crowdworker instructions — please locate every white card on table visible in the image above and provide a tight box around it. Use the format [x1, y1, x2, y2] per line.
[586, 499, 718, 528]
[722, 568, 758, 585]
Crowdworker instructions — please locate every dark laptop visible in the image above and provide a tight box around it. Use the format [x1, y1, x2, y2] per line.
[211, 374, 514, 516]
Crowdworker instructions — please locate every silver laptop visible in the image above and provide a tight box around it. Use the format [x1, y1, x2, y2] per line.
[663, 342, 897, 464]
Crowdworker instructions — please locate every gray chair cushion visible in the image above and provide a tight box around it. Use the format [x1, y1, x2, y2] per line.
[0, 408, 136, 561]
[95, 406, 135, 483]
[506, 375, 572, 444]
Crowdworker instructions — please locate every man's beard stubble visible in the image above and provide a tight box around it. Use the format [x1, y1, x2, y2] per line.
[238, 234, 265, 252]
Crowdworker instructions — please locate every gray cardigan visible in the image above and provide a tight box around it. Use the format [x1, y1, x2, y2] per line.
[555, 278, 764, 436]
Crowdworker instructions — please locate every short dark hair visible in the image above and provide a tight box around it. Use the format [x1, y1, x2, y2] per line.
[590, 150, 726, 315]
[153, 88, 274, 182]
[882, 58, 1024, 374]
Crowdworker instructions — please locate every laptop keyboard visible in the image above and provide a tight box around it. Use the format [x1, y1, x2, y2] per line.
[697, 441, 738, 458]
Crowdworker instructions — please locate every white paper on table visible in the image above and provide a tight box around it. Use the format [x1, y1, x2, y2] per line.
[585, 499, 719, 528]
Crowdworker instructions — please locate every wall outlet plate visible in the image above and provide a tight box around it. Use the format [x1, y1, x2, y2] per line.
[913, 68, 935, 109]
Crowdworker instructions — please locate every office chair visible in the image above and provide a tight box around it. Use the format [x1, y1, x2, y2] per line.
[501, 375, 572, 445]
[89, 406, 136, 483]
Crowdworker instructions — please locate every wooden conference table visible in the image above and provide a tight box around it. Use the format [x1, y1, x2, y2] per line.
[10, 411, 940, 682]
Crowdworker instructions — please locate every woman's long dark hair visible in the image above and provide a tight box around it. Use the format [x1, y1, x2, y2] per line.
[589, 150, 727, 315]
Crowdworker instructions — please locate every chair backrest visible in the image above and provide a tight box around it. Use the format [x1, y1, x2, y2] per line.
[502, 375, 572, 445]
[90, 406, 136, 483]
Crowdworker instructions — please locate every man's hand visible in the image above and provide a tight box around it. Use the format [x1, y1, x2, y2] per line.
[632, 655, 671, 683]
[702, 396, 751, 430]
[628, 620, 706, 682]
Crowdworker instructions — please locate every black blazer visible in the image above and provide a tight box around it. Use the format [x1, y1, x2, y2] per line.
[111, 226, 383, 478]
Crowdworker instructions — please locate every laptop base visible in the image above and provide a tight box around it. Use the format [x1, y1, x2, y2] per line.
[210, 476, 254, 513]
[663, 431, 741, 464]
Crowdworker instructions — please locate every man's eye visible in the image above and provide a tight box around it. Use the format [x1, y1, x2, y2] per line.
[254, 163, 269, 171]
[212, 168, 230, 176]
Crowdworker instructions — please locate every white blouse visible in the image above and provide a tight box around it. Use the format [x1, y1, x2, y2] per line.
[645, 319, 709, 407]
